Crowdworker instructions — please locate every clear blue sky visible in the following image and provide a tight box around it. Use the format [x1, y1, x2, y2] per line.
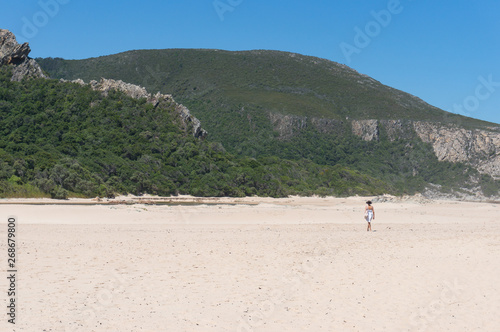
[2, 0, 500, 124]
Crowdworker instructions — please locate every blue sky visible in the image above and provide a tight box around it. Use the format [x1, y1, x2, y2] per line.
[2, 0, 500, 124]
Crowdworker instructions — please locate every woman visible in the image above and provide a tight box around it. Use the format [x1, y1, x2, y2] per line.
[364, 200, 375, 232]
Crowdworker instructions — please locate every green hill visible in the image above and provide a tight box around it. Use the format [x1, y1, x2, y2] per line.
[37, 49, 493, 125]
[0, 65, 391, 198]
[37, 50, 500, 197]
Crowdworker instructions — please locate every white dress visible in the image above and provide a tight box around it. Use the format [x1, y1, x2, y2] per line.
[366, 208, 373, 223]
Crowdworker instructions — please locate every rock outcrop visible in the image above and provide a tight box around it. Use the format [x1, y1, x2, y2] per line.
[351, 120, 379, 141]
[0, 29, 207, 139]
[174, 104, 207, 139]
[268, 111, 500, 179]
[380, 119, 415, 141]
[351, 119, 416, 142]
[269, 113, 308, 140]
[89, 78, 152, 100]
[66, 77, 208, 139]
[0, 29, 46, 81]
[413, 121, 500, 177]
[351, 119, 500, 179]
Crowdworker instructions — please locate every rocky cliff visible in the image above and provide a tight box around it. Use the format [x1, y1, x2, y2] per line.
[0, 29, 46, 81]
[65, 78, 208, 139]
[352, 119, 500, 179]
[269, 111, 500, 179]
[0, 29, 207, 139]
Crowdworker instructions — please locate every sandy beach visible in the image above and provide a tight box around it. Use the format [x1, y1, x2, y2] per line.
[0, 195, 499, 331]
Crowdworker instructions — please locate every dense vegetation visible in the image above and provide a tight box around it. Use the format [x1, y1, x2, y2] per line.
[37, 50, 500, 196]
[38, 50, 493, 127]
[0, 66, 390, 198]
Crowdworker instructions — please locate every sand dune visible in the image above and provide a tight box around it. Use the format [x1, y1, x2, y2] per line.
[0, 196, 498, 331]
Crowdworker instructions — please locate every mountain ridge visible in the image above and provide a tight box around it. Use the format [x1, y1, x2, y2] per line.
[36, 47, 500, 197]
[37, 48, 495, 126]
[0, 28, 394, 198]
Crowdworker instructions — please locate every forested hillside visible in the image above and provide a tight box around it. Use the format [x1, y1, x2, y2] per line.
[38, 50, 500, 197]
[38, 49, 494, 128]
[0, 66, 389, 198]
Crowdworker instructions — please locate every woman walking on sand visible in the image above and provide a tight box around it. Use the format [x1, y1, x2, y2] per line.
[365, 200, 375, 231]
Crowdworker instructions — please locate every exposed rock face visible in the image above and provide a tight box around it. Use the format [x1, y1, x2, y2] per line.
[269, 113, 307, 140]
[0, 29, 46, 81]
[351, 118, 500, 179]
[351, 119, 379, 141]
[380, 119, 415, 141]
[175, 104, 207, 139]
[351, 119, 414, 141]
[413, 121, 500, 177]
[89, 78, 152, 100]
[72, 78, 208, 139]
[0, 29, 207, 139]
